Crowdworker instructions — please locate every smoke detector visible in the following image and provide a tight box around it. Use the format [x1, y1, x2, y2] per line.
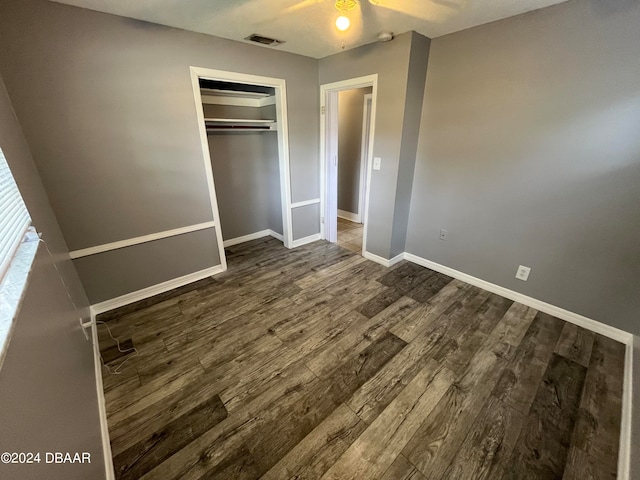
[377, 32, 394, 42]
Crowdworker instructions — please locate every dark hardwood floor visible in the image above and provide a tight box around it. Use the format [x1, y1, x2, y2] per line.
[97, 238, 625, 480]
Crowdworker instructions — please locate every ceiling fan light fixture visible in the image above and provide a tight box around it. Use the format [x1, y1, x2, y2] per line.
[336, 15, 351, 31]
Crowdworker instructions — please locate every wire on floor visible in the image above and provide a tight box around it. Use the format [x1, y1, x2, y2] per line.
[95, 320, 139, 375]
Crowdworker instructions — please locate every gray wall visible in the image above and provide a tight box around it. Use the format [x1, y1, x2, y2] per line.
[0, 0, 318, 304]
[406, 0, 640, 334]
[208, 132, 281, 239]
[390, 32, 431, 257]
[337, 87, 371, 215]
[320, 31, 430, 258]
[0, 75, 104, 479]
[73, 227, 221, 303]
[292, 203, 321, 241]
[204, 104, 282, 240]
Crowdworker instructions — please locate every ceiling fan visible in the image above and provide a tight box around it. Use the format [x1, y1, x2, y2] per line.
[278, 0, 445, 28]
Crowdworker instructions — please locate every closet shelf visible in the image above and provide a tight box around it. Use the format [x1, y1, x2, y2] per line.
[204, 117, 277, 132]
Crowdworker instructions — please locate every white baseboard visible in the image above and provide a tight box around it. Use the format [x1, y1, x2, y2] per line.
[223, 230, 284, 247]
[337, 209, 361, 223]
[90, 264, 225, 316]
[619, 341, 633, 480]
[363, 251, 404, 268]
[291, 233, 322, 248]
[223, 230, 270, 247]
[403, 253, 632, 345]
[90, 313, 115, 480]
[269, 230, 284, 242]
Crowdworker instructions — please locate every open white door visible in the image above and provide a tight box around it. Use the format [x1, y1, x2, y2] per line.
[325, 92, 339, 243]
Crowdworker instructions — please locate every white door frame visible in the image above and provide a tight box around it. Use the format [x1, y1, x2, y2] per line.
[189, 66, 294, 271]
[320, 74, 378, 254]
[357, 93, 373, 225]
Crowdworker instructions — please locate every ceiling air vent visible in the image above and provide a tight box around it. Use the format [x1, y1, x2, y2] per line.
[245, 34, 285, 47]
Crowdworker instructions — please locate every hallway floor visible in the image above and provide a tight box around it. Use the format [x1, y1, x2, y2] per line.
[337, 217, 363, 254]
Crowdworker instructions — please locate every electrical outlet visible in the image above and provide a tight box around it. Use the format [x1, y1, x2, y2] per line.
[439, 229, 448, 241]
[516, 265, 531, 281]
[373, 157, 382, 170]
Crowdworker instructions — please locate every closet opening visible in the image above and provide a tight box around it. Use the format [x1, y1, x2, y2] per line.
[190, 67, 293, 272]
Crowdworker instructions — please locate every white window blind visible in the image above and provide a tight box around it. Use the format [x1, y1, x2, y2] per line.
[0, 147, 31, 283]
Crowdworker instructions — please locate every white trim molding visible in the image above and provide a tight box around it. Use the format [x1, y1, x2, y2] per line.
[618, 342, 633, 480]
[291, 198, 321, 209]
[90, 314, 115, 480]
[337, 209, 360, 223]
[223, 230, 284, 248]
[190, 66, 294, 250]
[90, 264, 225, 316]
[320, 74, 378, 253]
[403, 253, 633, 345]
[363, 251, 404, 268]
[70, 222, 216, 259]
[291, 233, 322, 248]
[269, 230, 284, 242]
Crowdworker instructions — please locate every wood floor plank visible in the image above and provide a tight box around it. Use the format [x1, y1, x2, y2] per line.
[139, 362, 319, 480]
[530, 354, 587, 446]
[320, 362, 455, 480]
[569, 335, 625, 475]
[380, 454, 427, 480]
[244, 333, 408, 476]
[103, 374, 141, 406]
[562, 446, 616, 480]
[107, 363, 205, 423]
[260, 403, 367, 480]
[295, 255, 368, 290]
[109, 366, 226, 456]
[440, 396, 525, 480]
[474, 294, 514, 334]
[305, 296, 420, 378]
[181, 333, 406, 480]
[505, 353, 587, 480]
[377, 262, 435, 295]
[492, 312, 565, 415]
[375, 262, 421, 284]
[346, 333, 456, 425]
[100, 338, 135, 364]
[356, 286, 404, 319]
[390, 280, 471, 342]
[555, 322, 595, 367]
[218, 345, 304, 413]
[490, 302, 537, 346]
[405, 271, 453, 304]
[441, 329, 488, 375]
[504, 412, 568, 480]
[402, 346, 509, 480]
[112, 395, 228, 480]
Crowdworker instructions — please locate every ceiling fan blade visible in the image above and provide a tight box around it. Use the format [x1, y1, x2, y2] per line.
[367, 0, 466, 22]
[254, 0, 326, 26]
[280, 0, 325, 16]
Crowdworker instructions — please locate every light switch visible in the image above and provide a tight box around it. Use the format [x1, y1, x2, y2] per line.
[373, 157, 382, 170]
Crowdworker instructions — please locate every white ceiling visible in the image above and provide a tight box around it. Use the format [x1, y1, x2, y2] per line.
[49, 0, 569, 58]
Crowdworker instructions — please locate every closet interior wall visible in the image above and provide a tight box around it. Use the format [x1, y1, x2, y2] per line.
[203, 94, 283, 243]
